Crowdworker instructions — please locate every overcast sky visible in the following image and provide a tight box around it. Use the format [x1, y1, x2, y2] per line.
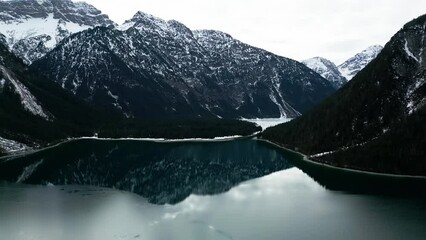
[76, 0, 426, 64]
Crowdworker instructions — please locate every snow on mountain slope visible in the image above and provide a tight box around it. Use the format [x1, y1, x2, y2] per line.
[33, 11, 335, 119]
[0, 64, 51, 120]
[0, 0, 114, 63]
[338, 45, 383, 80]
[302, 57, 347, 89]
[263, 14, 426, 175]
[0, 136, 31, 154]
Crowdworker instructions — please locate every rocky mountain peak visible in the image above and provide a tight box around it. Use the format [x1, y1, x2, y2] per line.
[0, 0, 115, 63]
[302, 57, 347, 89]
[193, 30, 234, 43]
[119, 11, 168, 32]
[338, 45, 383, 80]
[33, 9, 335, 119]
[263, 14, 426, 175]
[0, 0, 113, 25]
[131, 11, 157, 21]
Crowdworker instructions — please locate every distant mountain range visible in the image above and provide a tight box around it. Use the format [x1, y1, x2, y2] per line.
[263, 14, 426, 175]
[338, 45, 384, 80]
[302, 57, 348, 89]
[4, 0, 423, 177]
[29, 9, 335, 119]
[303, 45, 383, 88]
[0, 0, 334, 153]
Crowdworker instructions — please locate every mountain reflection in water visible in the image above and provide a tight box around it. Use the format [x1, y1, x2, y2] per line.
[0, 139, 292, 204]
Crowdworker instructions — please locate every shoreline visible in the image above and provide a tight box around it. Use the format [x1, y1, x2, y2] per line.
[4, 134, 424, 180]
[0, 132, 260, 161]
[257, 138, 426, 180]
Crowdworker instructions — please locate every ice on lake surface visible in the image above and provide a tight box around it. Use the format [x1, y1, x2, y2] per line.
[242, 117, 292, 130]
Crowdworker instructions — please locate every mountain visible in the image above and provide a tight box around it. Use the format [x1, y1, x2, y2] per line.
[0, 37, 114, 154]
[338, 45, 383, 80]
[0, 37, 260, 155]
[0, 0, 114, 64]
[303, 46, 383, 89]
[262, 14, 426, 175]
[32, 11, 335, 119]
[302, 57, 347, 89]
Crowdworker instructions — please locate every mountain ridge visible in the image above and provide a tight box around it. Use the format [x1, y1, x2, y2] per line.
[0, 0, 115, 63]
[263, 14, 426, 175]
[0, 37, 115, 153]
[32, 11, 335, 119]
[338, 45, 383, 80]
[302, 57, 347, 89]
[303, 45, 383, 88]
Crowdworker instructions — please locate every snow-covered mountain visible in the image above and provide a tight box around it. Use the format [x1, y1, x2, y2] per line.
[0, 0, 114, 64]
[0, 63, 51, 120]
[302, 57, 347, 89]
[0, 40, 51, 120]
[303, 46, 383, 88]
[32, 11, 335, 119]
[0, 38, 116, 154]
[264, 14, 426, 175]
[338, 45, 383, 80]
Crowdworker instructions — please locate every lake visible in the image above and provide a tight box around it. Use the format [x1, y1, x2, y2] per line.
[0, 139, 425, 240]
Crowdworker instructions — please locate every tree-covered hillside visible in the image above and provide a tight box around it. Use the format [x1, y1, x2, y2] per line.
[262, 14, 426, 175]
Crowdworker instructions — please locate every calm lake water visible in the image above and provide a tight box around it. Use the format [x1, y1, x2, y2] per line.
[0, 139, 426, 240]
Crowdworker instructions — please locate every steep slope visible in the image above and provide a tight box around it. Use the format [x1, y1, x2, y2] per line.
[338, 45, 383, 80]
[263, 15, 426, 175]
[0, 0, 114, 64]
[193, 30, 333, 116]
[302, 57, 347, 89]
[32, 11, 335, 119]
[0, 39, 112, 153]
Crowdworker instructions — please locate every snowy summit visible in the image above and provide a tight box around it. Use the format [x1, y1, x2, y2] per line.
[338, 45, 383, 80]
[302, 57, 347, 89]
[0, 0, 114, 63]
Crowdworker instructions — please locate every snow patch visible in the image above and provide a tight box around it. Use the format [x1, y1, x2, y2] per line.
[339, 66, 353, 81]
[107, 90, 119, 100]
[338, 45, 383, 80]
[404, 39, 419, 62]
[242, 118, 292, 130]
[310, 139, 374, 158]
[0, 13, 90, 47]
[117, 21, 135, 31]
[0, 13, 94, 63]
[36, 0, 49, 5]
[0, 136, 31, 153]
[406, 77, 426, 114]
[0, 65, 51, 120]
[310, 151, 335, 158]
[77, 134, 254, 143]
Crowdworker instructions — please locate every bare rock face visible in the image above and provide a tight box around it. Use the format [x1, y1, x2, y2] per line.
[303, 57, 347, 89]
[0, 0, 115, 64]
[338, 45, 383, 80]
[33, 11, 335, 119]
[303, 46, 383, 89]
